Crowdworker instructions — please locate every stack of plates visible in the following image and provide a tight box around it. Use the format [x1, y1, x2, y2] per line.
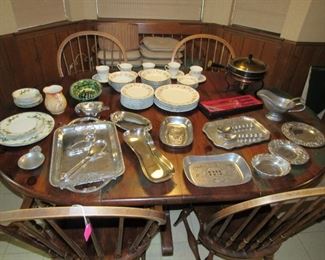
[0, 112, 55, 147]
[140, 69, 171, 89]
[154, 84, 200, 112]
[120, 83, 154, 110]
[12, 88, 43, 108]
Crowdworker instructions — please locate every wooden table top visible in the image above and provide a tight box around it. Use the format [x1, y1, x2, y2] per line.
[1, 71, 324, 206]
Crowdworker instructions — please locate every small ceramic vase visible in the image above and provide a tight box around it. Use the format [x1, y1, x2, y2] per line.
[43, 85, 67, 115]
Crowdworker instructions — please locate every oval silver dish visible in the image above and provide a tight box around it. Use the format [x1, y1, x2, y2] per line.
[123, 128, 174, 183]
[183, 153, 252, 187]
[159, 116, 193, 148]
[268, 139, 309, 165]
[110, 111, 152, 131]
[252, 153, 291, 178]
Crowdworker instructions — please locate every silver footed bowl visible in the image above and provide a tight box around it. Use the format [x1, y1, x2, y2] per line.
[257, 89, 305, 121]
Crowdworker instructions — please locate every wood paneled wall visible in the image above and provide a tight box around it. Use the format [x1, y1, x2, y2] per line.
[0, 20, 324, 109]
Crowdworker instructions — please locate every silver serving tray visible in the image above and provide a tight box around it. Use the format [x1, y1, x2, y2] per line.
[123, 128, 174, 183]
[49, 119, 125, 193]
[110, 111, 152, 131]
[159, 116, 193, 148]
[268, 139, 309, 165]
[281, 122, 325, 148]
[203, 116, 270, 150]
[183, 153, 252, 187]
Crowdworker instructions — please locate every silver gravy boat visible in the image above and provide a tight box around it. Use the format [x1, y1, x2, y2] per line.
[257, 89, 305, 121]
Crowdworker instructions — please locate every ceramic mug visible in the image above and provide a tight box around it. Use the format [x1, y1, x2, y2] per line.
[165, 61, 181, 78]
[189, 65, 203, 79]
[142, 62, 155, 70]
[96, 65, 109, 81]
[117, 63, 133, 71]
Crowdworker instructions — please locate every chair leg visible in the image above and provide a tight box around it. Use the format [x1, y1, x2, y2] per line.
[205, 251, 214, 260]
[174, 209, 200, 260]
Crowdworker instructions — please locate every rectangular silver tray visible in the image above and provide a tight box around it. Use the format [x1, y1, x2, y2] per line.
[183, 153, 252, 187]
[49, 120, 125, 193]
[203, 116, 270, 150]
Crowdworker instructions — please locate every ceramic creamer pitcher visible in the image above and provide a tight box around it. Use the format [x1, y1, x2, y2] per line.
[43, 85, 67, 115]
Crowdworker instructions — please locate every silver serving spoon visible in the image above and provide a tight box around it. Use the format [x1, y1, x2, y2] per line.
[216, 126, 232, 134]
[61, 139, 107, 181]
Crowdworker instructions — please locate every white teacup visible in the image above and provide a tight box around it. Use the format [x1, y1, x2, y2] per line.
[96, 65, 109, 81]
[165, 61, 181, 78]
[117, 63, 133, 71]
[142, 62, 155, 70]
[189, 65, 203, 79]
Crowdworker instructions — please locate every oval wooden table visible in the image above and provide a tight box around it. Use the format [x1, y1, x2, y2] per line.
[1, 71, 324, 255]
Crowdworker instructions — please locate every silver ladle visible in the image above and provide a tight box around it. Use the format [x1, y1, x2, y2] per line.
[61, 139, 107, 181]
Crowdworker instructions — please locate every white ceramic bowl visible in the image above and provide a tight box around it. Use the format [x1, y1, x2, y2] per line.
[12, 88, 41, 104]
[108, 71, 138, 92]
[177, 75, 199, 88]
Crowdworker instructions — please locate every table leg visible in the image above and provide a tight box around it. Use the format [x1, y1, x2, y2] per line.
[160, 209, 173, 256]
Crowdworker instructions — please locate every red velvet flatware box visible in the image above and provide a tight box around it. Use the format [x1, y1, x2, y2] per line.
[199, 95, 263, 119]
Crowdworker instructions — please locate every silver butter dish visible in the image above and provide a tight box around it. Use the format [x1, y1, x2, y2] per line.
[268, 139, 309, 165]
[123, 128, 174, 183]
[159, 116, 193, 148]
[252, 153, 291, 178]
[183, 153, 252, 187]
[203, 116, 270, 150]
[49, 118, 125, 193]
[110, 111, 152, 131]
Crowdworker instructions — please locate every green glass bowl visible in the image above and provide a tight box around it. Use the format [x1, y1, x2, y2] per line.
[70, 79, 102, 101]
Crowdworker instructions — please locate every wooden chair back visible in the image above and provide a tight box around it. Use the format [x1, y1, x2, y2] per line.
[0, 204, 166, 259]
[56, 30, 127, 77]
[171, 34, 236, 70]
[199, 187, 325, 259]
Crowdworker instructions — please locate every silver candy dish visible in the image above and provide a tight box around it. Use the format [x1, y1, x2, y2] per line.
[159, 116, 193, 148]
[257, 89, 305, 121]
[75, 101, 109, 117]
[123, 128, 174, 183]
[183, 153, 252, 187]
[110, 111, 152, 131]
[49, 118, 125, 193]
[18, 146, 45, 170]
[268, 139, 309, 165]
[281, 122, 325, 148]
[251, 153, 291, 178]
[203, 116, 270, 150]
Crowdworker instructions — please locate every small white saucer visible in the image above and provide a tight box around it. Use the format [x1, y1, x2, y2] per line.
[187, 73, 206, 83]
[92, 74, 108, 83]
[170, 70, 185, 79]
[14, 96, 43, 108]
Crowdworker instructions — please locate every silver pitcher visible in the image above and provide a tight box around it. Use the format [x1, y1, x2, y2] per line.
[257, 89, 305, 121]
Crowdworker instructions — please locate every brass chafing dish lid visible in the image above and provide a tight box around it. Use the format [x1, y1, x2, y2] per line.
[230, 54, 266, 74]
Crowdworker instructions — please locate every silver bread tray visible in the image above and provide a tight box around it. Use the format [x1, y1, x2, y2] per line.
[203, 116, 270, 150]
[183, 153, 252, 187]
[49, 120, 125, 193]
